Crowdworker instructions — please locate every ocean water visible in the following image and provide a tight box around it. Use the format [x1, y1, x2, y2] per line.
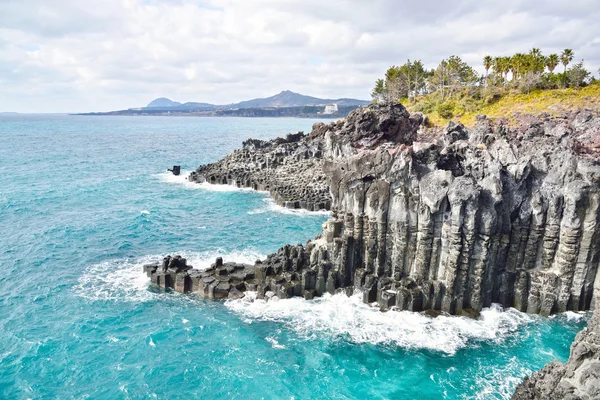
[0, 114, 588, 400]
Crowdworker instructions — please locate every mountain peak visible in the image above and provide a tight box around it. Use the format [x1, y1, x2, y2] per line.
[146, 97, 182, 108]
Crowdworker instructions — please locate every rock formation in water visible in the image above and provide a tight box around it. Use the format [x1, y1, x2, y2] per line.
[168, 165, 181, 176]
[151, 103, 600, 318]
[513, 302, 600, 399]
[189, 132, 331, 211]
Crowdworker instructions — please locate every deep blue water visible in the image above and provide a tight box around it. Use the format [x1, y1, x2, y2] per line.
[0, 114, 588, 399]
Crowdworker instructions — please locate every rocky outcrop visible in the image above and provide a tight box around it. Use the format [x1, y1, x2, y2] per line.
[144, 255, 254, 300]
[513, 301, 600, 399]
[189, 132, 331, 211]
[169, 103, 600, 317]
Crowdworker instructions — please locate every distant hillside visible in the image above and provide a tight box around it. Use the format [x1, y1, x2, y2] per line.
[145, 98, 214, 110]
[143, 90, 369, 110]
[215, 105, 360, 118]
[229, 90, 370, 108]
[146, 97, 181, 108]
[78, 90, 369, 117]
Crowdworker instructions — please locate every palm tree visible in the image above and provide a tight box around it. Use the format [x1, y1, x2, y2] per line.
[483, 55, 493, 85]
[530, 48, 542, 59]
[492, 57, 511, 85]
[560, 49, 574, 74]
[501, 57, 511, 81]
[529, 48, 545, 73]
[511, 53, 526, 80]
[546, 54, 559, 73]
[508, 58, 517, 81]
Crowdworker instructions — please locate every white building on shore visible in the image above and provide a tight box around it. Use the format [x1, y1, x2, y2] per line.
[323, 104, 338, 114]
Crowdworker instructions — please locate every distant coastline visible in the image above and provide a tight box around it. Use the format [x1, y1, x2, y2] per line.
[74, 90, 370, 118]
[75, 105, 361, 118]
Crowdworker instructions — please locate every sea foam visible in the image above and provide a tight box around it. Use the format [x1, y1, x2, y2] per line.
[225, 292, 534, 355]
[156, 171, 258, 192]
[248, 198, 331, 217]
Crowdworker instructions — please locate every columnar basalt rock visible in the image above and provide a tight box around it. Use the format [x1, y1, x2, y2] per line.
[188, 132, 331, 211]
[156, 103, 600, 319]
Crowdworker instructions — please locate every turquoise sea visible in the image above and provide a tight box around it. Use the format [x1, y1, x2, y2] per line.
[0, 114, 588, 399]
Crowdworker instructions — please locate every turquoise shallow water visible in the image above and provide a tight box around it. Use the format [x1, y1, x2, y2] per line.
[0, 114, 588, 399]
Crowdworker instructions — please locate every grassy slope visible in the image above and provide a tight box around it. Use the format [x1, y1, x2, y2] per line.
[406, 84, 600, 127]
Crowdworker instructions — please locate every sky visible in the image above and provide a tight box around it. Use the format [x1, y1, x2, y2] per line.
[1, 0, 599, 113]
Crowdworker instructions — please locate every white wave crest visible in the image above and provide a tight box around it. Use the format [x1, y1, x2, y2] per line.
[195, 182, 259, 193]
[551, 310, 588, 322]
[225, 292, 534, 355]
[74, 249, 266, 302]
[265, 336, 287, 349]
[155, 170, 197, 189]
[156, 171, 259, 193]
[248, 198, 331, 217]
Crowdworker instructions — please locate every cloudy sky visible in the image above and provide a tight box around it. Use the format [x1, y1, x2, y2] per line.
[1, 0, 599, 113]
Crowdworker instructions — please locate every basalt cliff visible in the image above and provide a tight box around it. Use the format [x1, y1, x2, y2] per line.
[150, 103, 600, 317]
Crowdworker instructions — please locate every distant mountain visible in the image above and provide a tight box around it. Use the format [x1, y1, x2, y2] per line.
[145, 98, 214, 110]
[146, 97, 182, 108]
[143, 91, 369, 111]
[229, 90, 370, 108]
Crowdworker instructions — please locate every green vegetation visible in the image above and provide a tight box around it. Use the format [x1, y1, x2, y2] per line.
[372, 49, 600, 126]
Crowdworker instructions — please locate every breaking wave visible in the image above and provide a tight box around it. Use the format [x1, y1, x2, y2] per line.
[225, 292, 534, 355]
[248, 198, 331, 216]
[156, 171, 259, 192]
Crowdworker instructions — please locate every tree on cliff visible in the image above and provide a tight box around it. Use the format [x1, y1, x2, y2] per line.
[371, 60, 431, 103]
[371, 79, 386, 103]
[546, 53, 559, 73]
[567, 60, 591, 87]
[561, 49, 574, 73]
[429, 56, 478, 100]
[493, 56, 511, 84]
[483, 55, 493, 85]
[529, 48, 545, 73]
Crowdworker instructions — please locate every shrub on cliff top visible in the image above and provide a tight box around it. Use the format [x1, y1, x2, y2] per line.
[437, 103, 454, 119]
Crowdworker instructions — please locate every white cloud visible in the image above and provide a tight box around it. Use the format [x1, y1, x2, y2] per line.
[0, 0, 598, 112]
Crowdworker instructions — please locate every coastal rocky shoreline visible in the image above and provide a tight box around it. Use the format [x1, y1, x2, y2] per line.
[153, 103, 600, 316]
[145, 103, 600, 398]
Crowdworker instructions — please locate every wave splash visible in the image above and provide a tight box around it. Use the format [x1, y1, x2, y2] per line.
[248, 198, 331, 216]
[225, 292, 534, 355]
[156, 171, 258, 192]
[74, 249, 266, 302]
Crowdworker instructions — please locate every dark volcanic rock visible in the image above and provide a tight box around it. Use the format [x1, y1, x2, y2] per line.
[188, 103, 423, 211]
[177, 104, 600, 317]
